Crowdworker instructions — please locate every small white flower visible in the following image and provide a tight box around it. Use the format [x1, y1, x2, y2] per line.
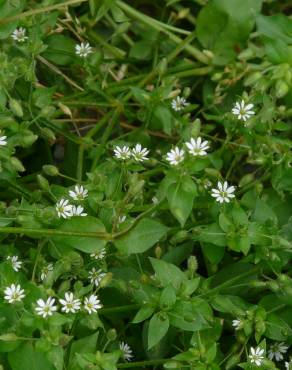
[118, 215, 126, 224]
[166, 147, 185, 166]
[11, 27, 28, 42]
[4, 284, 25, 304]
[232, 319, 242, 330]
[114, 145, 131, 160]
[7, 255, 22, 272]
[90, 248, 106, 260]
[56, 199, 73, 219]
[268, 342, 289, 362]
[152, 196, 159, 204]
[185, 137, 209, 156]
[69, 185, 88, 200]
[171, 96, 188, 111]
[285, 359, 292, 370]
[119, 341, 133, 361]
[84, 294, 102, 314]
[249, 347, 265, 367]
[75, 42, 93, 58]
[59, 292, 81, 313]
[131, 144, 149, 162]
[35, 297, 57, 318]
[40, 263, 53, 281]
[88, 268, 106, 287]
[0, 131, 7, 146]
[211, 181, 235, 203]
[232, 100, 255, 122]
[70, 205, 87, 217]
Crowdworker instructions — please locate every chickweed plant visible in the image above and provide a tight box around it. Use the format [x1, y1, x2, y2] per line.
[0, 0, 291, 369]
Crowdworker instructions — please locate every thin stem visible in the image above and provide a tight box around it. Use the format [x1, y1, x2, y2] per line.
[117, 358, 172, 368]
[0, 0, 89, 24]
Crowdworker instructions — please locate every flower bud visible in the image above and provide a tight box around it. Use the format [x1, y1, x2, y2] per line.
[239, 173, 254, 187]
[244, 72, 262, 87]
[9, 99, 23, 117]
[37, 174, 50, 191]
[275, 80, 289, 99]
[40, 127, 56, 141]
[21, 134, 38, 147]
[10, 157, 25, 172]
[43, 165, 59, 176]
[0, 333, 18, 341]
[99, 272, 113, 288]
[155, 245, 162, 259]
[163, 361, 181, 369]
[106, 329, 117, 341]
[157, 58, 167, 76]
[40, 106, 56, 117]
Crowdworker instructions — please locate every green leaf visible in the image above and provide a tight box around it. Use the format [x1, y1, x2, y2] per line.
[42, 34, 76, 66]
[52, 216, 107, 253]
[148, 312, 169, 349]
[8, 343, 54, 370]
[152, 105, 173, 135]
[194, 223, 226, 247]
[68, 332, 99, 369]
[150, 257, 187, 290]
[129, 40, 153, 60]
[0, 0, 26, 39]
[202, 243, 225, 264]
[167, 175, 197, 226]
[132, 306, 154, 324]
[160, 286, 176, 308]
[114, 218, 168, 255]
[196, 0, 262, 64]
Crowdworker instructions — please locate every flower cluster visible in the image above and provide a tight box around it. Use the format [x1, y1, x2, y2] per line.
[114, 143, 149, 162]
[55, 185, 88, 219]
[3, 284, 102, 318]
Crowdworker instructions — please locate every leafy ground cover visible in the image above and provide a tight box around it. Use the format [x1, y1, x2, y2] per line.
[0, 0, 292, 369]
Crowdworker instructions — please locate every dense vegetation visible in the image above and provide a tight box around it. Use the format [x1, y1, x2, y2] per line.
[0, 0, 292, 369]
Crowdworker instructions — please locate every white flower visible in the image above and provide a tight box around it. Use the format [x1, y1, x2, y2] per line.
[232, 319, 242, 330]
[152, 196, 159, 204]
[268, 342, 289, 362]
[56, 199, 73, 219]
[232, 100, 255, 122]
[4, 284, 25, 304]
[84, 294, 102, 314]
[90, 248, 106, 260]
[118, 215, 126, 224]
[59, 292, 81, 313]
[211, 181, 235, 203]
[171, 96, 188, 111]
[249, 347, 265, 367]
[11, 27, 28, 42]
[40, 263, 53, 281]
[35, 297, 57, 318]
[166, 147, 185, 166]
[185, 137, 209, 156]
[119, 341, 133, 361]
[89, 268, 106, 287]
[131, 144, 149, 162]
[75, 42, 93, 57]
[70, 205, 87, 217]
[114, 145, 131, 160]
[7, 255, 22, 272]
[0, 131, 7, 146]
[69, 185, 88, 200]
[285, 360, 292, 370]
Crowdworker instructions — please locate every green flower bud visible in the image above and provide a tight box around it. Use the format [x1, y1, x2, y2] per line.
[190, 118, 201, 137]
[0, 333, 18, 341]
[37, 174, 50, 191]
[275, 80, 289, 99]
[157, 58, 167, 76]
[6, 206, 18, 216]
[10, 157, 25, 172]
[9, 99, 23, 117]
[40, 106, 56, 117]
[163, 361, 181, 369]
[155, 245, 162, 259]
[238, 48, 255, 60]
[106, 329, 117, 341]
[211, 72, 223, 82]
[21, 134, 38, 147]
[170, 230, 189, 244]
[43, 165, 59, 176]
[40, 127, 56, 141]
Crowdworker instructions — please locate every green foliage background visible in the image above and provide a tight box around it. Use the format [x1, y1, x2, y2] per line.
[0, 0, 292, 369]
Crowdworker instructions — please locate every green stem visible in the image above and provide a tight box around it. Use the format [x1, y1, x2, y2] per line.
[0, 227, 111, 240]
[99, 304, 139, 315]
[117, 358, 172, 368]
[0, 0, 89, 24]
[116, 1, 209, 64]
